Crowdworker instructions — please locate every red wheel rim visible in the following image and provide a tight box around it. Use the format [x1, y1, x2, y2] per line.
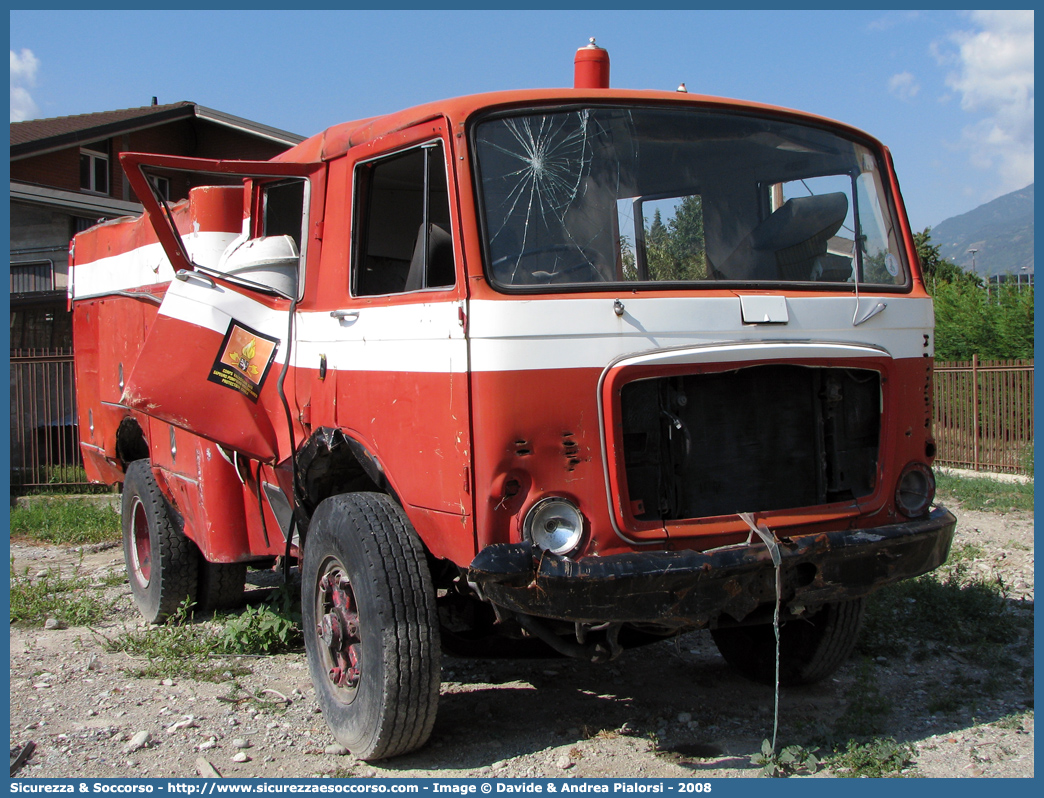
[315, 559, 363, 699]
[129, 498, 151, 586]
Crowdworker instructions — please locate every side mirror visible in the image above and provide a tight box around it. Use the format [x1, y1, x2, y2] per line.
[217, 235, 299, 299]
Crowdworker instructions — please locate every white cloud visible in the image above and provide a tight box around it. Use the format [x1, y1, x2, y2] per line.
[10, 48, 40, 122]
[939, 10, 1034, 197]
[889, 71, 920, 101]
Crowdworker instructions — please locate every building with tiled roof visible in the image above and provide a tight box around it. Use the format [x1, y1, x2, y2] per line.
[10, 100, 303, 488]
[10, 100, 303, 348]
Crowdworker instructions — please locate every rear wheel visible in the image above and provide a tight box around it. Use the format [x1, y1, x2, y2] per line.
[121, 459, 198, 623]
[197, 561, 247, 612]
[302, 493, 440, 760]
[710, 598, 866, 686]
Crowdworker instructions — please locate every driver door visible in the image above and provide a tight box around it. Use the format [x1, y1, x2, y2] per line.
[120, 152, 323, 463]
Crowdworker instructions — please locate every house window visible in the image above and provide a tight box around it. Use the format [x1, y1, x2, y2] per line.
[10, 302, 72, 350]
[74, 217, 98, 234]
[10, 261, 55, 293]
[148, 175, 170, 201]
[79, 141, 110, 195]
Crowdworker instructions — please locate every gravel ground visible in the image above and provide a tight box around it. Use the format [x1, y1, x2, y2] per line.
[9, 498, 1033, 779]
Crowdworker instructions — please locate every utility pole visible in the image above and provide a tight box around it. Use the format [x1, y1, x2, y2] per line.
[969, 248, 980, 298]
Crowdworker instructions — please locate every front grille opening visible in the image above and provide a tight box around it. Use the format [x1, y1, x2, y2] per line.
[621, 364, 880, 521]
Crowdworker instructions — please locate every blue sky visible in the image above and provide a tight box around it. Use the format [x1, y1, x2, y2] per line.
[9, 9, 1034, 232]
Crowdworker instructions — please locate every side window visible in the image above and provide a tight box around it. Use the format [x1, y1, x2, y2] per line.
[354, 141, 455, 297]
[618, 193, 708, 282]
[263, 179, 306, 252]
[214, 178, 308, 300]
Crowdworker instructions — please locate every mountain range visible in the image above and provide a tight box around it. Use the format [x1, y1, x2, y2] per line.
[927, 183, 1034, 278]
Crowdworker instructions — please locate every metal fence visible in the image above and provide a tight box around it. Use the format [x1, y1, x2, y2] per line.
[9, 349, 92, 493]
[7, 352, 1036, 493]
[933, 357, 1034, 475]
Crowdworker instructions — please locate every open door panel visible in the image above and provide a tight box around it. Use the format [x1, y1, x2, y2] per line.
[123, 272, 290, 462]
[118, 152, 323, 462]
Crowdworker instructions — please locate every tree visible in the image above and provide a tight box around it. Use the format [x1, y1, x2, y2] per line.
[914, 228, 982, 292]
[645, 195, 707, 281]
[917, 228, 1033, 360]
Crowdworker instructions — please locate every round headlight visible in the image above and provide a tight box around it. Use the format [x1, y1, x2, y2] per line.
[523, 497, 585, 555]
[895, 462, 936, 518]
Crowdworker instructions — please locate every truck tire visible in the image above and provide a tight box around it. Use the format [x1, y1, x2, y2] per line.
[121, 459, 199, 623]
[302, 493, 440, 761]
[197, 561, 247, 612]
[710, 598, 866, 686]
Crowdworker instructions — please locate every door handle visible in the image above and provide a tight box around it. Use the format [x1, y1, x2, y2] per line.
[175, 269, 216, 289]
[330, 309, 359, 323]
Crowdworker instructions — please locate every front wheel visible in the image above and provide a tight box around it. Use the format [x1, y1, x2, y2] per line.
[710, 598, 866, 686]
[302, 493, 440, 761]
[121, 459, 198, 623]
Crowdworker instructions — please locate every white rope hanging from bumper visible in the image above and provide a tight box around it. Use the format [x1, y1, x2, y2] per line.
[738, 512, 782, 754]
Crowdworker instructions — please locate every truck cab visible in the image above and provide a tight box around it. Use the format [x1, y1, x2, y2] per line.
[71, 42, 955, 760]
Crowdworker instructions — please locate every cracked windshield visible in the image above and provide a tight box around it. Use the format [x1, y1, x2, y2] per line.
[475, 107, 908, 289]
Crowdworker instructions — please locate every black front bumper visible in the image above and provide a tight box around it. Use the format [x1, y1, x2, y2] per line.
[468, 507, 957, 629]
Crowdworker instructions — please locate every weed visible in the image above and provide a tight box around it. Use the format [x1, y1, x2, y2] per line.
[216, 684, 292, 714]
[44, 464, 92, 487]
[10, 564, 117, 627]
[949, 542, 985, 562]
[99, 569, 127, 587]
[826, 737, 916, 777]
[750, 739, 819, 778]
[1018, 442, 1033, 479]
[12, 465, 113, 496]
[935, 471, 1033, 512]
[102, 587, 300, 682]
[992, 711, 1032, 731]
[101, 600, 250, 682]
[579, 723, 620, 741]
[219, 584, 302, 654]
[10, 498, 120, 545]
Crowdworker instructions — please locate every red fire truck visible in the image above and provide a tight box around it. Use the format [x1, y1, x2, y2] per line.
[71, 42, 955, 759]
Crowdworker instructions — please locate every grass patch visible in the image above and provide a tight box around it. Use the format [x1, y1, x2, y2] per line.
[935, 471, 1033, 512]
[948, 541, 985, 562]
[10, 563, 118, 627]
[101, 601, 250, 682]
[10, 498, 120, 545]
[858, 558, 1032, 665]
[102, 586, 302, 681]
[826, 737, 917, 778]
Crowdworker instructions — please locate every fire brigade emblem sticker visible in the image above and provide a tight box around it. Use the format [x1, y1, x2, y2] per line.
[208, 321, 278, 402]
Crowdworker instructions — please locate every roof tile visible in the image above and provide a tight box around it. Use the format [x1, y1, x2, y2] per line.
[10, 102, 195, 148]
